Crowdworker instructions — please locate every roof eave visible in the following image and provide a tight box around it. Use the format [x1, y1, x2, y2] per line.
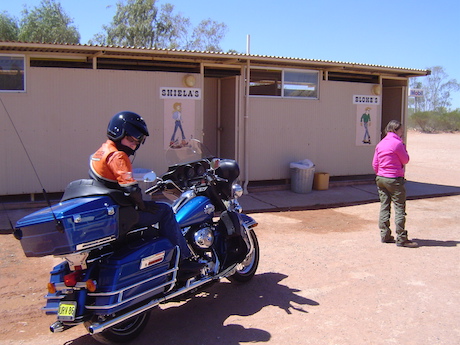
[0, 41, 430, 77]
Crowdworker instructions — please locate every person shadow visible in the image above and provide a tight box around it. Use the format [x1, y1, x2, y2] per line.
[412, 238, 460, 247]
[68, 272, 319, 345]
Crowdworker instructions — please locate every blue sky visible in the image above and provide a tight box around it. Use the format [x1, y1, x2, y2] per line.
[2, 0, 460, 108]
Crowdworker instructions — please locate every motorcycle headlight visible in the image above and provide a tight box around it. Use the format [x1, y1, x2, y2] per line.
[232, 184, 243, 199]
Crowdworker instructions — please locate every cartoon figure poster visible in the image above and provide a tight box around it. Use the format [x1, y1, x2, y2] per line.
[355, 104, 377, 146]
[163, 99, 195, 150]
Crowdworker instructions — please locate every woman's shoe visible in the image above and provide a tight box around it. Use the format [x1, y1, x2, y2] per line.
[396, 240, 419, 248]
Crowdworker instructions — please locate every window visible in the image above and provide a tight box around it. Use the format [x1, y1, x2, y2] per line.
[250, 68, 318, 99]
[0, 55, 25, 92]
[283, 70, 318, 98]
[249, 69, 282, 96]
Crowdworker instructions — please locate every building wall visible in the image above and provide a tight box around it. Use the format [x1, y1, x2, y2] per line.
[0, 67, 202, 195]
[1, 63, 386, 195]
[246, 80, 379, 181]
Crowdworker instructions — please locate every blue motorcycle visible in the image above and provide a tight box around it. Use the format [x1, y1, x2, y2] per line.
[14, 140, 259, 344]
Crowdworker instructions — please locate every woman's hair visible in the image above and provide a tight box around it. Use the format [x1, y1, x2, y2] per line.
[385, 120, 402, 135]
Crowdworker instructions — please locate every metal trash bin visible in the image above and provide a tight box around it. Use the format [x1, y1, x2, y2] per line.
[290, 159, 315, 193]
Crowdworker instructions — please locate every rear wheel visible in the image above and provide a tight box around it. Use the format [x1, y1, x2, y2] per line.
[84, 311, 150, 344]
[228, 230, 259, 283]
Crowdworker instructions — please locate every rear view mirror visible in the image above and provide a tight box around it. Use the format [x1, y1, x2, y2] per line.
[143, 171, 157, 182]
[210, 158, 220, 170]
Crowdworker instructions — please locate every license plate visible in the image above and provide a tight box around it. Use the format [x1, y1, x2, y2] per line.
[58, 301, 77, 321]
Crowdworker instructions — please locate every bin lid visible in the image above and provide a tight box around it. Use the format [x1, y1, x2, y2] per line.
[290, 159, 314, 169]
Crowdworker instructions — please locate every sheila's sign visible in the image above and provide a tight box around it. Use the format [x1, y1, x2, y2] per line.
[160, 87, 201, 100]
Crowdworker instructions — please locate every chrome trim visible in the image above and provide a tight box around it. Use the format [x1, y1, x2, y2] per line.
[165, 247, 180, 292]
[86, 247, 180, 310]
[50, 321, 65, 333]
[172, 190, 195, 213]
[42, 306, 59, 312]
[44, 293, 65, 300]
[86, 279, 175, 311]
[216, 263, 237, 279]
[241, 227, 255, 263]
[232, 184, 243, 198]
[87, 275, 216, 335]
[53, 281, 88, 290]
[87, 250, 228, 335]
[86, 269, 176, 310]
[76, 235, 117, 251]
[63, 252, 90, 270]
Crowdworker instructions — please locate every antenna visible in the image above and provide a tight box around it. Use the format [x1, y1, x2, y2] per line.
[0, 96, 64, 233]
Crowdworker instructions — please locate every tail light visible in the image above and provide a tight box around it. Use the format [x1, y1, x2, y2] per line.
[64, 270, 83, 287]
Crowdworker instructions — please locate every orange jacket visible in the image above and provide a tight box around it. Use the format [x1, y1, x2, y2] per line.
[90, 140, 137, 187]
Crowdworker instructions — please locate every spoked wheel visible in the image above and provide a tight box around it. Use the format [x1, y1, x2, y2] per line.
[228, 230, 259, 283]
[84, 311, 151, 344]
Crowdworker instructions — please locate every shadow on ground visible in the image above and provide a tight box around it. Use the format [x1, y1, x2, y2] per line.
[67, 272, 319, 345]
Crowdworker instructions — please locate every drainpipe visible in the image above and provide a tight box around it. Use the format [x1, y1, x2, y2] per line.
[243, 35, 251, 194]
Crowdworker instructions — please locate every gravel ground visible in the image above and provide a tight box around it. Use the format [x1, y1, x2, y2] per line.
[0, 130, 459, 345]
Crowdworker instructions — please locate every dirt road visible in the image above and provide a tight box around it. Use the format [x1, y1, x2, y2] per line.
[1, 131, 459, 345]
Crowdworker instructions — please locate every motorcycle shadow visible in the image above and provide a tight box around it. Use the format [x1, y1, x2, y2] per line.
[70, 272, 319, 345]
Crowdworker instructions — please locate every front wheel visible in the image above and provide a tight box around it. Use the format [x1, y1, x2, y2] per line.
[84, 311, 151, 344]
[228, 230, 259, 283]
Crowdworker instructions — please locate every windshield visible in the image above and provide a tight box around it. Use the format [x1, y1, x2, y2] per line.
[165, 139, 215, 166]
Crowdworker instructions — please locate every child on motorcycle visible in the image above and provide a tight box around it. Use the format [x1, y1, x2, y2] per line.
[89, 111, 203, 275]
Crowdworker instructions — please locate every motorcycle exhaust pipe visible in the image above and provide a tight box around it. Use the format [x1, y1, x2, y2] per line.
[50, 321, 65, 333]
[88, 276, 214, 335]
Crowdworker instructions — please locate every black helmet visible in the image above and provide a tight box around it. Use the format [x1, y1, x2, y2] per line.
[107, 111, 149, 143]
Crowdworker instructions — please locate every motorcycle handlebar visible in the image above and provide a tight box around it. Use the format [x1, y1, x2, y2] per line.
[145, 179, 183, 195]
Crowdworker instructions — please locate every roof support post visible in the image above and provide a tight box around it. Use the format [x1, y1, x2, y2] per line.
[243, 35, 251, 194]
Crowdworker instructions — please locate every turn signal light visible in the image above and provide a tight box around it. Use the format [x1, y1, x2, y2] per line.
[86, 279, 97, 292]
[47, 282, 56, 294]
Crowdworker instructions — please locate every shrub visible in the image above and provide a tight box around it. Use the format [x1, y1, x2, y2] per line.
[408, 110, 460, 133]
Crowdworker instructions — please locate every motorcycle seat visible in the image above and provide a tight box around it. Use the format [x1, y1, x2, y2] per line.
[61, 179, 133, 206]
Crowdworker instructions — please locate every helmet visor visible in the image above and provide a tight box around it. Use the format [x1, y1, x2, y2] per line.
[125, 123, 148, 144]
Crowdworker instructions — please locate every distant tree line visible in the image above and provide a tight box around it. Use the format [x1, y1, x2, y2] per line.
[0, 0, 228, 51]
[408, 66, 460, 132]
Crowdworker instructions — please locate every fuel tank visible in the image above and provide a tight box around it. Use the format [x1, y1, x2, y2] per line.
[175, 196, 215, 227]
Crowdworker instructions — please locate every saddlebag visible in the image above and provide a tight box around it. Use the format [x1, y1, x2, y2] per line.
[86, 238, 178, 315]
[15, 196, 120, 257]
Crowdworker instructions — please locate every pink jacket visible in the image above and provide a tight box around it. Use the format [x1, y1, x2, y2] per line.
[372, 132, 409, 178]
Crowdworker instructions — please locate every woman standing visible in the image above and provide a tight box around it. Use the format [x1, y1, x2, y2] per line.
[372, 120, 418, 248]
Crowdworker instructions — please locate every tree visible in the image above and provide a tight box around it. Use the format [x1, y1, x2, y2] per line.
[187, 19, 227, 52]
[102, 0, 159, 48]
[0, 12, 19, 41]
[411, 66, 460, 112]
[94, 0, 227, 51]
[153, 3, 190, 49]
[18, 0, 80, 44]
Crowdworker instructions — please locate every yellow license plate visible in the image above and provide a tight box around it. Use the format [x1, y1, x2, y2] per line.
[58, 302, 77, 321]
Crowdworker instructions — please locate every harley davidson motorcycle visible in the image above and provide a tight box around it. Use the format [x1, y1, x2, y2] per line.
[14, 140, 259, 344]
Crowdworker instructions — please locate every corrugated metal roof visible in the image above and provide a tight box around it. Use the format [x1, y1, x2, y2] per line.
[0, 41, 429, 76]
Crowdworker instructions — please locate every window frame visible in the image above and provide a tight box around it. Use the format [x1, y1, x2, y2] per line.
[249, 67, 319, 99]
[0, 54, 26, 93]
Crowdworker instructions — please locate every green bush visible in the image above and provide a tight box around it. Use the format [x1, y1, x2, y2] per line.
[408, 110, 460, 133]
